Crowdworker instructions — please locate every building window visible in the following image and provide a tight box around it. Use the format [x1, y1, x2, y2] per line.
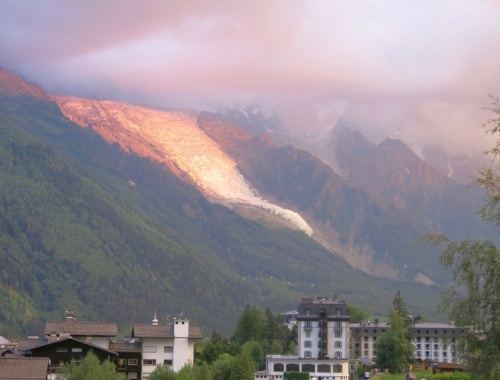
[305, 330, 311, 338]
[305, 308, 311, 316]
[143, 346, 157, 353]
[318, 364, 331, 373]
[335, 341, 342, 348]
[302, 364, 315, 373]
[305, 321, 312, 329]
[164, 359, 173, 365]
[334, 351, 342, 359]
[335, 321, 342, 329]
[304, 351, 312, 358]
[274, 363, 284, 372]
[335, 329, 342, 338]
[116, 359, 126, 367]
[164, 346, 173, 353]
[128, 359, 138, 366]
[56, 348, 67, 353]
[143, 359, 156, 365]
[71, 348, 82, 353]
[333, 364, 342, 373]
[304, 340, 312, 348]
[335, 308, 341, 316]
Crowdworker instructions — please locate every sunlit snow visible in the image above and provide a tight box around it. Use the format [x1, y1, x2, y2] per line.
[53, 96, 313, 236]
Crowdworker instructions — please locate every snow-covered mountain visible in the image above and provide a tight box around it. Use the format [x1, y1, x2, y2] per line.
[52, 95, 313, 236]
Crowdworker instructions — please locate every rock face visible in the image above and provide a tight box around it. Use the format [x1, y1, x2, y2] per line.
[0, 70, 49, 100]
[51, 95, 313, 236]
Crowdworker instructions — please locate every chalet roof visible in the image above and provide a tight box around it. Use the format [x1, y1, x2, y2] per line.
[132, 323, 202, 339]
[16, 338, 47, 352]
[29, 337, 118, 356]
[435, 362, 466, 370]
[0, 357, 49, 380]
[0, 336, 10, 346]
[109, 341, 142, 352]
[44, 318, 118, 336]
[297, 297, 350, 319]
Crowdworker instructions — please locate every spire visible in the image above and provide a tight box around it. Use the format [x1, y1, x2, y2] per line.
[152, 309, 159, 326]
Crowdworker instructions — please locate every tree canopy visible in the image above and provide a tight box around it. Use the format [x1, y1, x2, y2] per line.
[56, 351, 121, 380]
[376, 308, 414, 373]
[428, 95, 500, 379]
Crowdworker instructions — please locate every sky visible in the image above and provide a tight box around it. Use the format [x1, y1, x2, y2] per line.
[1, 0, 500, 157]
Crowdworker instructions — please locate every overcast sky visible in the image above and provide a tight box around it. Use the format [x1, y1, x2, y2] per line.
[1, 0, 499, 155]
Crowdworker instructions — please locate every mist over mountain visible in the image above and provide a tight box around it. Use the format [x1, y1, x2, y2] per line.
[0, 68, 492, 338]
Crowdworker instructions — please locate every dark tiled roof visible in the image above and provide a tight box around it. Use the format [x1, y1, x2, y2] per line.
[30, 337, 118, 356]
[16, 338, 47, 352]
[132, 323, 202, 339]
[109, 342, 142, 352]
[0, 357, 49, 379]
[297, 297, 350, 319]
[45, 319, 118, 336]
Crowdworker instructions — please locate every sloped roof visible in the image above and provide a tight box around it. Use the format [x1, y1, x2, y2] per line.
[44, 319, 118, 336]
[16, 338, 47, 352]
[0, 357, 49, 379]
[29, 337, 118, 356]
[0, 336, 10, 346]
[109, 341, 142, 352]
[132, 323, 202, 339]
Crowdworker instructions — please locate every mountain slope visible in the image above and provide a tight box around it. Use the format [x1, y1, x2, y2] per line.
[0, 69, 445, 338]
[52, 95, 312, 236]
[196, 112, 445, 283]
[331, 126, 492, 241]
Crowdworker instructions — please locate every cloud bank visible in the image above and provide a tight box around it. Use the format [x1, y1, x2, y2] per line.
[1, 0, 500, 155]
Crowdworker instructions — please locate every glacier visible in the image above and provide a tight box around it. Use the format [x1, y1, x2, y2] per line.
[52, 96, 313, 236]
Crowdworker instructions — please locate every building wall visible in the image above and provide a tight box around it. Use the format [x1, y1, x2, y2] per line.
[298, 320, 349, 359]
[349, 322, 463, 364]
[172, 319, 190, 371]
[141, 337, 174, 378]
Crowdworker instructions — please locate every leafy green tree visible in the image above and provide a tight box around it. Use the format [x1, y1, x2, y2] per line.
[192, 362, 212, 380]
[376, 308, 414, 373]
[284, 371, 310, 379]
[230, 352, 255, 380]
[232, 305, 267, 344]
[210, 353, 234, 380]
[241, 340, 265, 370]
[56, 351, 122, 380]
[148, 364, 179, 380]
[201, 333, 239, 364]
[348, 303, 369, 323]
[427, 95, 500, 380]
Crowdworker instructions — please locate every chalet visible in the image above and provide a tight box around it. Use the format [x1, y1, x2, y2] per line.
[132, 313, 202, 378]
[44, 310, 118, 349]
[109, 340, 142, 380]
[26, 336, 118, 376]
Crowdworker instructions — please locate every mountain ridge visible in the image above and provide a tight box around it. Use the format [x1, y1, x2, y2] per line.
[0, 68, 475, 337]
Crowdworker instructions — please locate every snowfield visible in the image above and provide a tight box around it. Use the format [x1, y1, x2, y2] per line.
[53, 96, 313, 236]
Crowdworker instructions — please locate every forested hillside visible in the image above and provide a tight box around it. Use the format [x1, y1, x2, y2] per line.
[0, 71, 444, 339]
